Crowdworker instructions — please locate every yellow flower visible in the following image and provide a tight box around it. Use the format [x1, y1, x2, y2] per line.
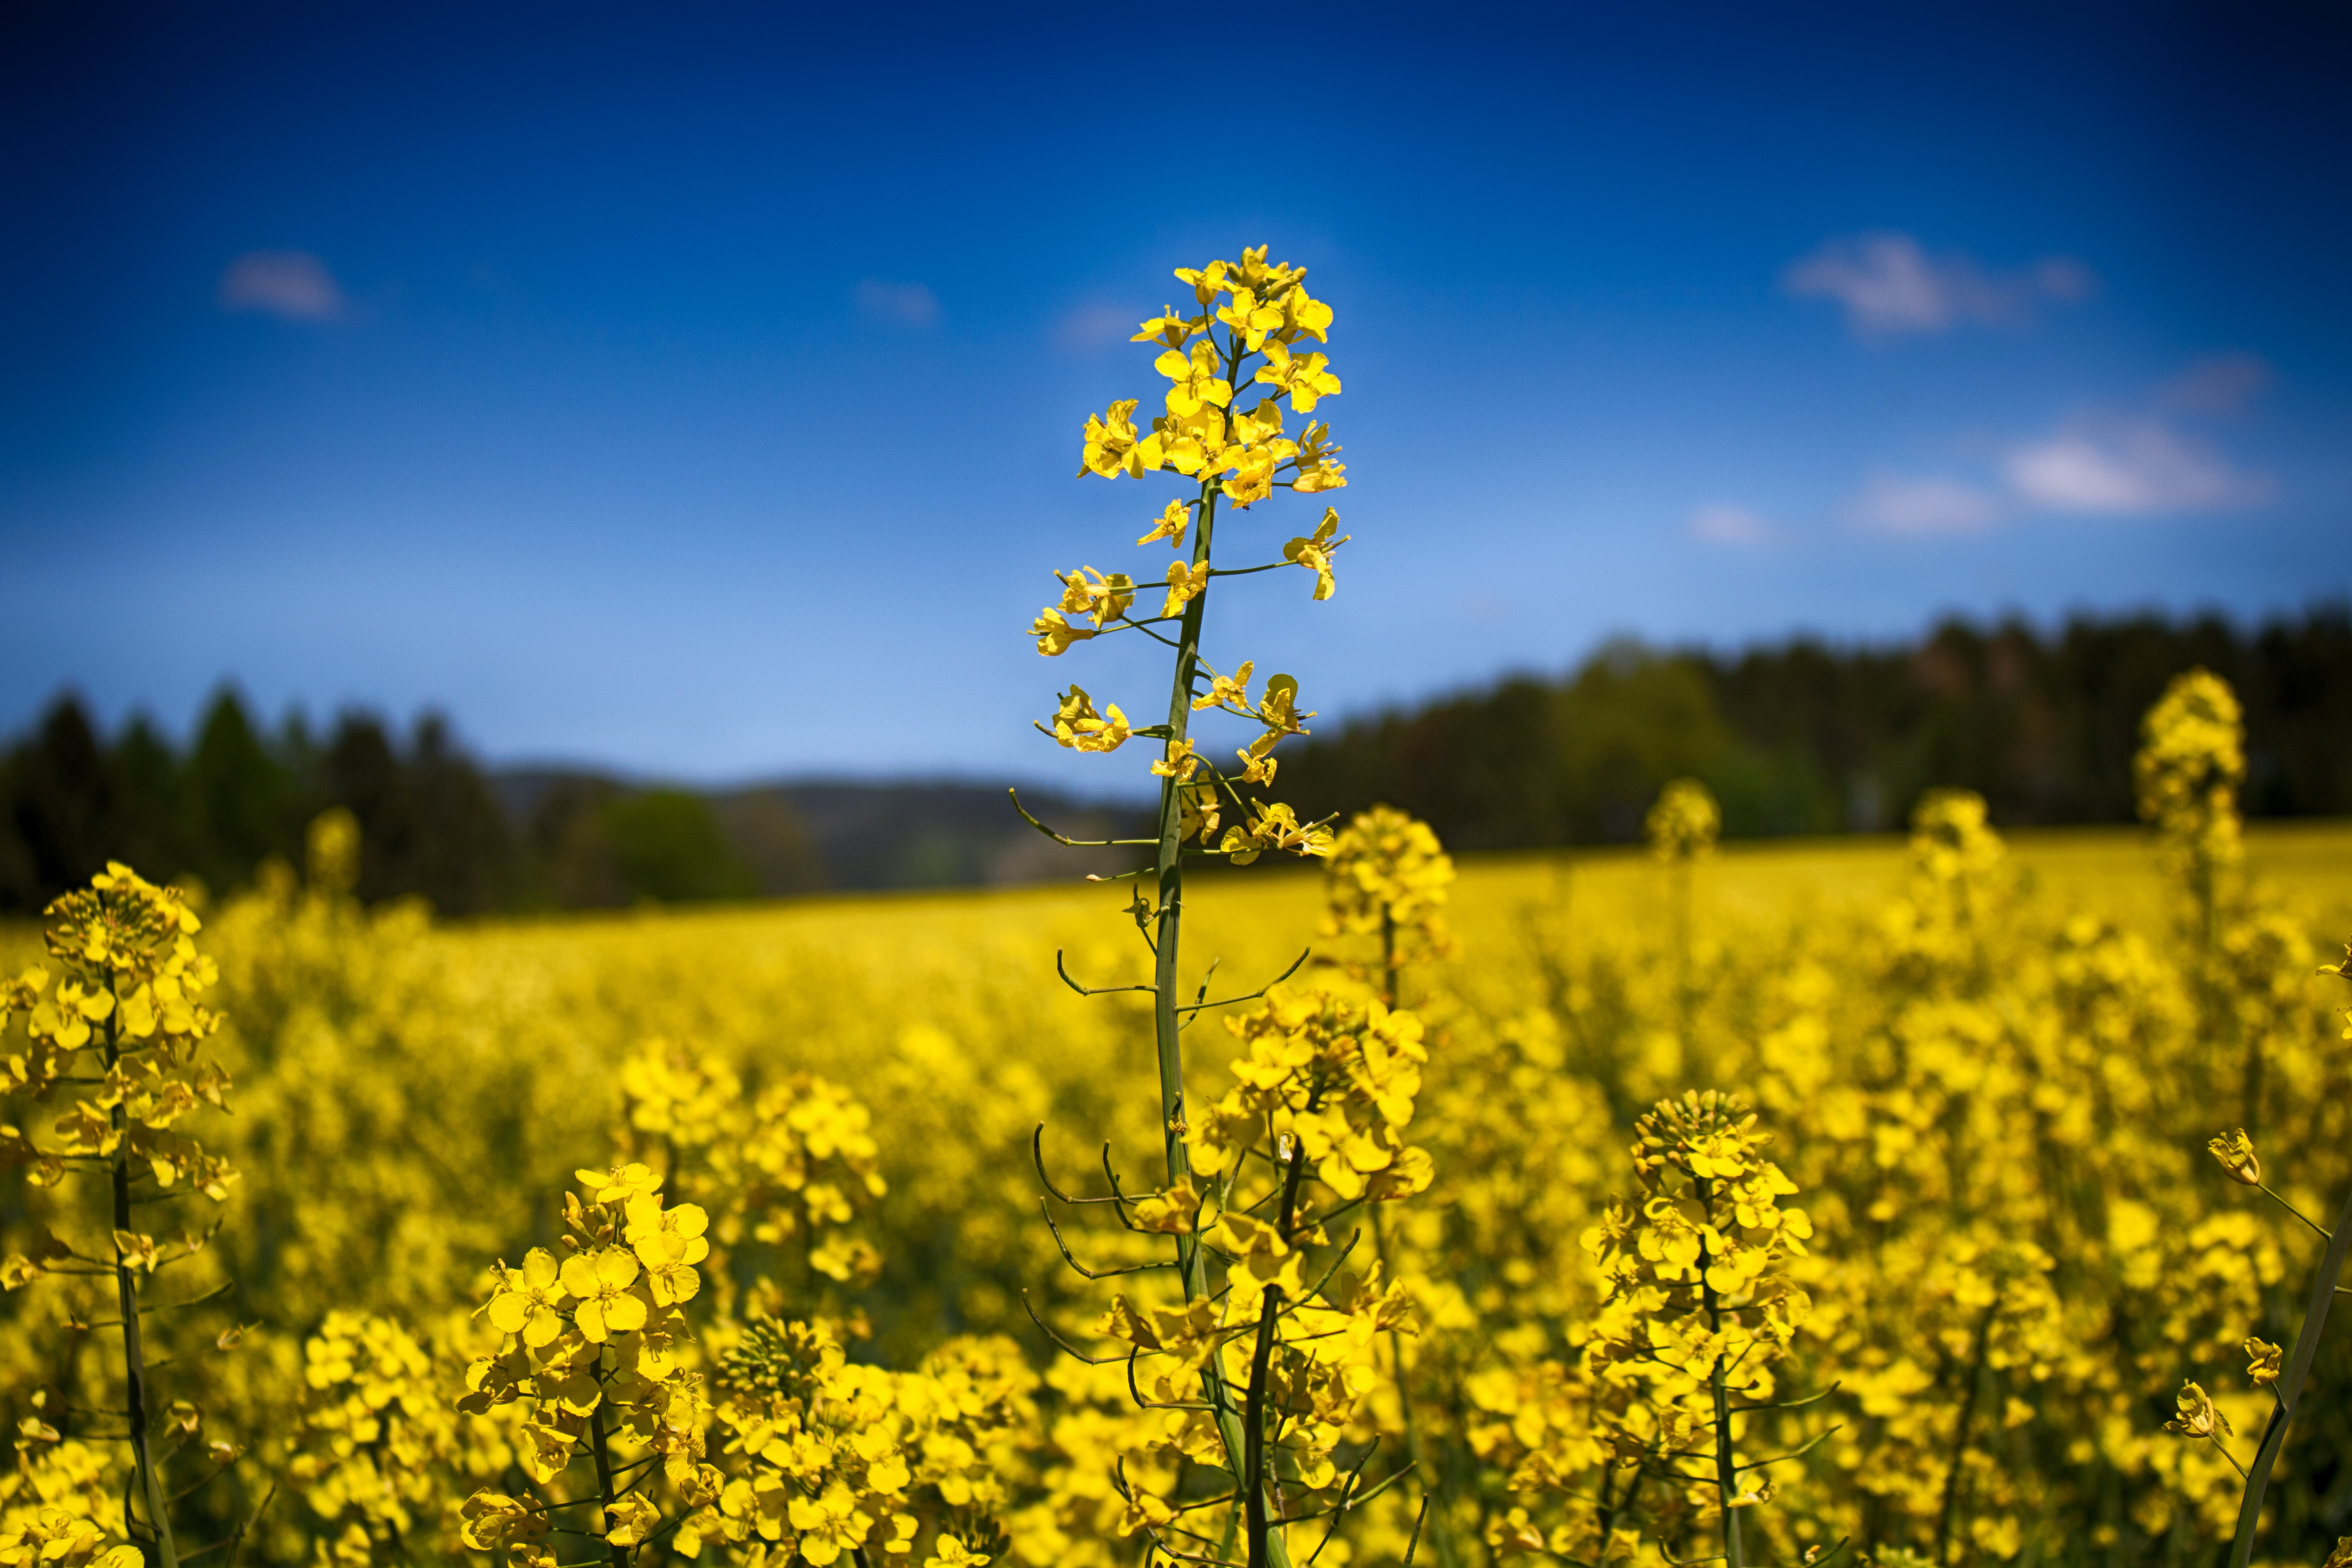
[575, 1161, 664, 1207]
[1178, 782, 1220, 843]
[1152, 740, 1202, 783]
[1161, 560, 1209, 619]
[926, 1541, 991, 1568]
[1219, 801, 1334, 864]
[625, 1194, 711, 1306]
[1131, 306, 1198, 349]
[1193, 660, 1256, 715]
[1290, 421, 1347, 493]
[1156, 339, 1232, 417]
[1129, 1174, 1200, 1234]
[1047, 687, 1130, 754]
[1136, 498, 1191, 549]
[1156, 406, 1229, 477]
[1056, 566, 1135, 629]
[487, 1249, 570, 1348]
[2207, 1128, 2261, 1186]
[1254, 341, 1342, 412]
[1173, 259, 1231, 306]
[558, 1247, 647, 1342]
[1255, 672, 1312, 738]
[1215, 284, 1286, 352]
[1079, 399, 1163, 479]
[1235, 731, 1280, 787]
[603, 1493, 660, 1548]
[2164, 1379, 2229, 1440]
[459, 1493, 550, 1552]
[2245, 1336, 2282, 1386]
[1281, 286, 1333, 343]
[1283, 508, 1349, 600]
[1029, 608, 1095, 657]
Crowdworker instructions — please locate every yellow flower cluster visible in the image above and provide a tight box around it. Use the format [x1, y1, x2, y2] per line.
[1082, 983, 1427, 1562]
[1320, 807, 1457, 992]
[0, 864, 234, 1212]
[1029, 246, 1348, 870]
[0, 1436, 138, 1568]
[286, 1310, 509, 1563]
[456, 1166, 716, 1566]
[2134, 667, 2246, 886]
[1644, 778, 1721, 864]
[688, 1318, 1032, 1566]
[617, 1040, 887, 1291]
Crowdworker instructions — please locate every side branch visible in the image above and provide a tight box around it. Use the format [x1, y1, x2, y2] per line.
[1057, 949, 1157, 999]
[1176, 949, 1312, 1016]
[1009, 789, 1158, 848]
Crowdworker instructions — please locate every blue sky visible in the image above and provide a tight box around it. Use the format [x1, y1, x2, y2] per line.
[4, 2, 2347, 788]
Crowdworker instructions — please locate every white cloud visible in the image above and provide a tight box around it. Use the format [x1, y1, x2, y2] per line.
[1054, 302, 1138, 354]
[1783, 233, 2094, 339]
[218, 250, 345, 321]
[2158, 352, 2273, 416]
[855, 279, 940, 328]
[2001, 416, 2269, 514]
[1688, 503, 1770, 544]
[1847, 472, 2004, 535]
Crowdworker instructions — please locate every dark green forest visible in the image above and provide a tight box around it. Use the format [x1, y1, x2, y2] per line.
[5, 606, 2347, 914]
[1281, 605, 2352, 848]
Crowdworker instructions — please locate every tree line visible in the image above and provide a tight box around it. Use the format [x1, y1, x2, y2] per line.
[0, 696, 804, 915]
[1277, 604, 2352, 851]
[7, 606, 2346, 913]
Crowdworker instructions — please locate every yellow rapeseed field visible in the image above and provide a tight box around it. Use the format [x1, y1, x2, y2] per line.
[2, 801, 2347, 1568]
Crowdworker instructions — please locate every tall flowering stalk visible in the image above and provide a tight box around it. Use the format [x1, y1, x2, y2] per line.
[0, 866, 243, 1568]
[2135, 669, 2256, 1124]
[1646, 779, 1719, 1033]
[1316, 809, 1455, 1557]
[1021, 249, 1364, 1568]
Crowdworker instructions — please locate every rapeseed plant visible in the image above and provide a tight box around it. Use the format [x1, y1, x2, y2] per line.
[0, 865, 245, 1568]
[1020, 247, 1386, 1568]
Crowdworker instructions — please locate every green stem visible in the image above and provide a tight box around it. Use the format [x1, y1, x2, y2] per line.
[1244, 1117, 1314, 1568]
[1698, 1181, 1744, 1568]
[1145, 388, 1290, 1568]
[1934, 1294, 1999, 1565]
[2226, 1174, 2352, 1567]
[105, 995, 177, 1568]
[587, 1388, 630, 1568]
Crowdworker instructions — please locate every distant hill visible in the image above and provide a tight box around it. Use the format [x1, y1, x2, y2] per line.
[494, 770, 1146, 897]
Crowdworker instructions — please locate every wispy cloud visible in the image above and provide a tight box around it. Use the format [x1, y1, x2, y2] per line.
[2001, 416, 2268, 515]
[855, 279, 940, 328]
[1054, 302, 1138, 355]
[2158, 352, 2273, 416]
[1689, 503, 1770, 544]
[1847, 399, 2269, 534]
[1847, 472, 2003, 535]
[1783, 232, 2094, 339]
[218, 250, 345, 321]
